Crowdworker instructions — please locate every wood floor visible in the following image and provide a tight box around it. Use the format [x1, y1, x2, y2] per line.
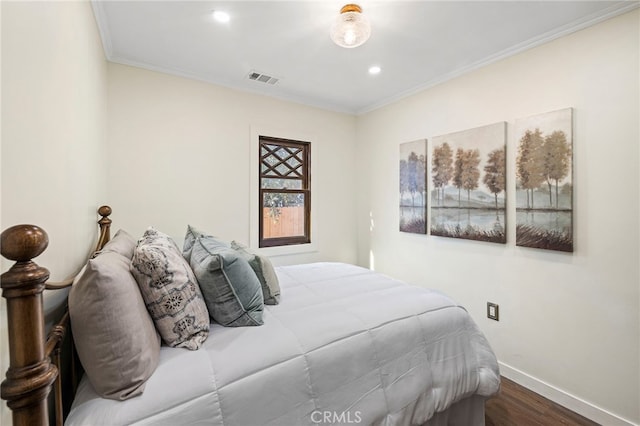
[485, 377, 600, 426]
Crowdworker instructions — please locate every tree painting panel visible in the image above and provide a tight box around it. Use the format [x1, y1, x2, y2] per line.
[515, 108, 573, 252]
[430, 122, 506, 243]
[399, 139, 427, 234]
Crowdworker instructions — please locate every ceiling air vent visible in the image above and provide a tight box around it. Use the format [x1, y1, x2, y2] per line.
[248, 71, 279, 85]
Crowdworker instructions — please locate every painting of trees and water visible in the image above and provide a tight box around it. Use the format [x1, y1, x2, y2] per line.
[515, 108, 573, 252]
[399, 139, 427, 234]
[431, 122, 506, 243]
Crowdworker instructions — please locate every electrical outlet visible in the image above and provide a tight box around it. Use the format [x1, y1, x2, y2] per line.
[487, 302, 499, 321]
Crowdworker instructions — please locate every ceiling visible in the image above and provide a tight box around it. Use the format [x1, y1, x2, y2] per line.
[92, 1, 637, 115]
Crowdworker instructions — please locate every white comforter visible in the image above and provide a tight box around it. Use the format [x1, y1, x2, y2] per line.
[66, 262, 500, 426]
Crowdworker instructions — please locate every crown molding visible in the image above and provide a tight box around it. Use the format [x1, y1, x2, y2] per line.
[356, 2, 640, 115]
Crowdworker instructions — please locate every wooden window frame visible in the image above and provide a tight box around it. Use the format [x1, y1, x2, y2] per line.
[259, 136, 311, 248]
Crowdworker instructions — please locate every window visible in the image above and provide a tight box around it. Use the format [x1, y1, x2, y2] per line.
[259, 136, 311, 248]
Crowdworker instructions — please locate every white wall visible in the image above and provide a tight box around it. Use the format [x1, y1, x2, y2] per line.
[356, 10, 639, 425]
[106, 63, 358, 266]
[0, 2, 637, 425]
[0, 1, 108, 424]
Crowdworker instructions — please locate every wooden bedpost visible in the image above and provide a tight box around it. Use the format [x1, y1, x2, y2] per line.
[94, 205, 112, 252]
[1, 225, 57, 426]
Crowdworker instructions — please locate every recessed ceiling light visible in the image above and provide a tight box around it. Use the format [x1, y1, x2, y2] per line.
[212, 10, 230, 23]
[368, 65, 381, 75]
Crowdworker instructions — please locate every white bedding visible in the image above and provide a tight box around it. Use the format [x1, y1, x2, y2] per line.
[65, 262, 500, 426]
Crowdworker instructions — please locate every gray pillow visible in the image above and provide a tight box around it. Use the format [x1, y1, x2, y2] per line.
[131, 227, 209, 350]
[69, 250, 160, 400]
[187, 235, 264, 326]
[231, 240, 281, 305]
[99, 229, 136, 258]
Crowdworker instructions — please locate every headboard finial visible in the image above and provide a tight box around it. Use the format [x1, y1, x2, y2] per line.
[1, 224, 55, 425]
[1, 224, 49, 262]
[97, 205, 112, 218]
[95, 205, 113, 252]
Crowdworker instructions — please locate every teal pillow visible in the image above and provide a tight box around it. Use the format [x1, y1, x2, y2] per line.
[231, 241, 281, 305]
[183, 225, 229, 263]
[187, 235, 264, 327]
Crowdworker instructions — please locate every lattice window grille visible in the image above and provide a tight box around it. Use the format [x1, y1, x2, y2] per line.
[261, 144, 304, 178]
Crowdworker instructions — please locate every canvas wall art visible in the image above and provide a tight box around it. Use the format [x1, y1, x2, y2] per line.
[430, 122, 506, 243]
[399, 139, 427, 234]
[515, 108, 573, 252]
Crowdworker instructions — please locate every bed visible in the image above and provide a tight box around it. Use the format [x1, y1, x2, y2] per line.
[0, 206, 500, 426]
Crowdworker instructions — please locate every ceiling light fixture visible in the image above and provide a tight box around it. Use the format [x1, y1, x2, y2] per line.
[330, 4, 371, 48]
[368, 65, 381, 75]
[212, 10, 230, 23]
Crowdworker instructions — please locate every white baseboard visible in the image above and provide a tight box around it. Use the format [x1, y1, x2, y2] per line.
[499, 362, 637, 426]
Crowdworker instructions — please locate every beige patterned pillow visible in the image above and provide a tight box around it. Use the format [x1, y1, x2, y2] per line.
[131, 227, 209, 350]
[69, 249, 160, 400]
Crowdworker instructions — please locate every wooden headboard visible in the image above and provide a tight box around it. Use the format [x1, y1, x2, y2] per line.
[1, 206, 113, 426]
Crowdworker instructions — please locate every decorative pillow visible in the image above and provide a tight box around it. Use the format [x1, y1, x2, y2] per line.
[131, 227, 209, 350]
[182, 225, 229, 263]
[69, 251, 160, 400]
[231, 240, 281, 305]
[187, 235, 264, 326]
[99, 229, 136, 258]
